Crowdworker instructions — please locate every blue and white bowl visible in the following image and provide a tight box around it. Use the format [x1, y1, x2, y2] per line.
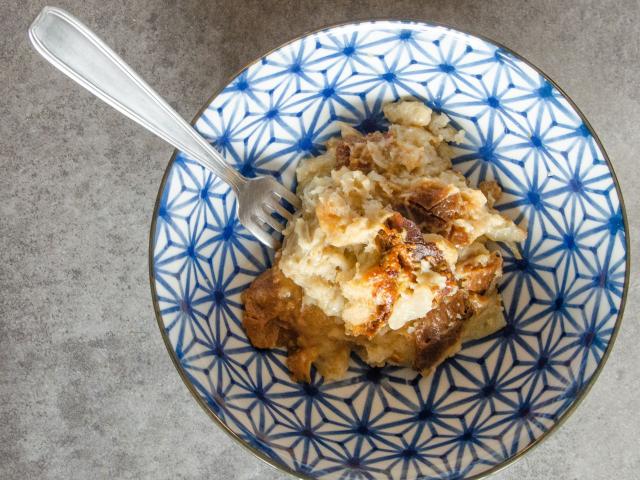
[149, 21, 629, 480]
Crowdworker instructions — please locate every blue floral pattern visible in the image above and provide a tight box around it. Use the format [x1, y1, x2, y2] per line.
[151, 21, 627, 479]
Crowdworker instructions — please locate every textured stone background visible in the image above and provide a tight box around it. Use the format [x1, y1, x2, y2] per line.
[1, 1, 638, 478]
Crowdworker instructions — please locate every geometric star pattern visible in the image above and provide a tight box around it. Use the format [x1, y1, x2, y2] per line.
[150, 21, 628, 480]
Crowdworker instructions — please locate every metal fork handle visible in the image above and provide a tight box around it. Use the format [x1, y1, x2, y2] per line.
[29, 7, 245, 192]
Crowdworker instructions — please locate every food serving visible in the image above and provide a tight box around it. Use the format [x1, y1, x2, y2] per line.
[242, 100, 526, 382]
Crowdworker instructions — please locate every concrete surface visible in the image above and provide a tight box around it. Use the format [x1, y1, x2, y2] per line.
[1, 1, 638, 479]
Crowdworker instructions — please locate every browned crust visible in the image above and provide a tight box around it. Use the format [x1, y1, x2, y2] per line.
[413, 290, 472, 371]
[241, 268, 300, 349]
[479, 180, 502, 208]
[333, 131, 392, 173]
[394, 180, 469, 246]
[241, 267, 348, 382]
[457, 251, 503, 294]
[335, 143, 351, 169]
[354, 212, 437, 337]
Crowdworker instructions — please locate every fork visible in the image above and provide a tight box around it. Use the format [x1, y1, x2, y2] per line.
[28, 7, 300, 249]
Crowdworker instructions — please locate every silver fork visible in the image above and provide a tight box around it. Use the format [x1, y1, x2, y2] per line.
[28, 7, 300, 249]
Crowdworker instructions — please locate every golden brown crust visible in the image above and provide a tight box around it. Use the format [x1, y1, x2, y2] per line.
[479, 180, 502, 208]
[241, 268, 300, 349]
[394, 181, 468, 245]
[242, 267, 352, 382]
[457, 251, 503, 294]
[354, 213, 435, 337]
[413, 290, 472, 371]
[333, 132, 391, 173]
[335, 143, 352, 169]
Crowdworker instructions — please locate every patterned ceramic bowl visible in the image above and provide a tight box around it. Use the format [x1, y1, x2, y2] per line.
[149, 21, 629, 480]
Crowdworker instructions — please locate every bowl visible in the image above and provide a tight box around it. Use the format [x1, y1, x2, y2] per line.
[149, 20, 629, 479]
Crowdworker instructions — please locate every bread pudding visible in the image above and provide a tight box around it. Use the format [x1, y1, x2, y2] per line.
[241, 100, 526, 382]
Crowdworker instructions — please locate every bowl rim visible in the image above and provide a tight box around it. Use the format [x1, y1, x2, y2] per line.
[148, 18, 630, 480]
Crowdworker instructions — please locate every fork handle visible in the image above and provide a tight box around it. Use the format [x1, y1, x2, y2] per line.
[29, 7, 245, 192]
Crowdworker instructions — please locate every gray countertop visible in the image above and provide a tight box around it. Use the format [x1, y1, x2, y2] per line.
[1, 1, 638, 479]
